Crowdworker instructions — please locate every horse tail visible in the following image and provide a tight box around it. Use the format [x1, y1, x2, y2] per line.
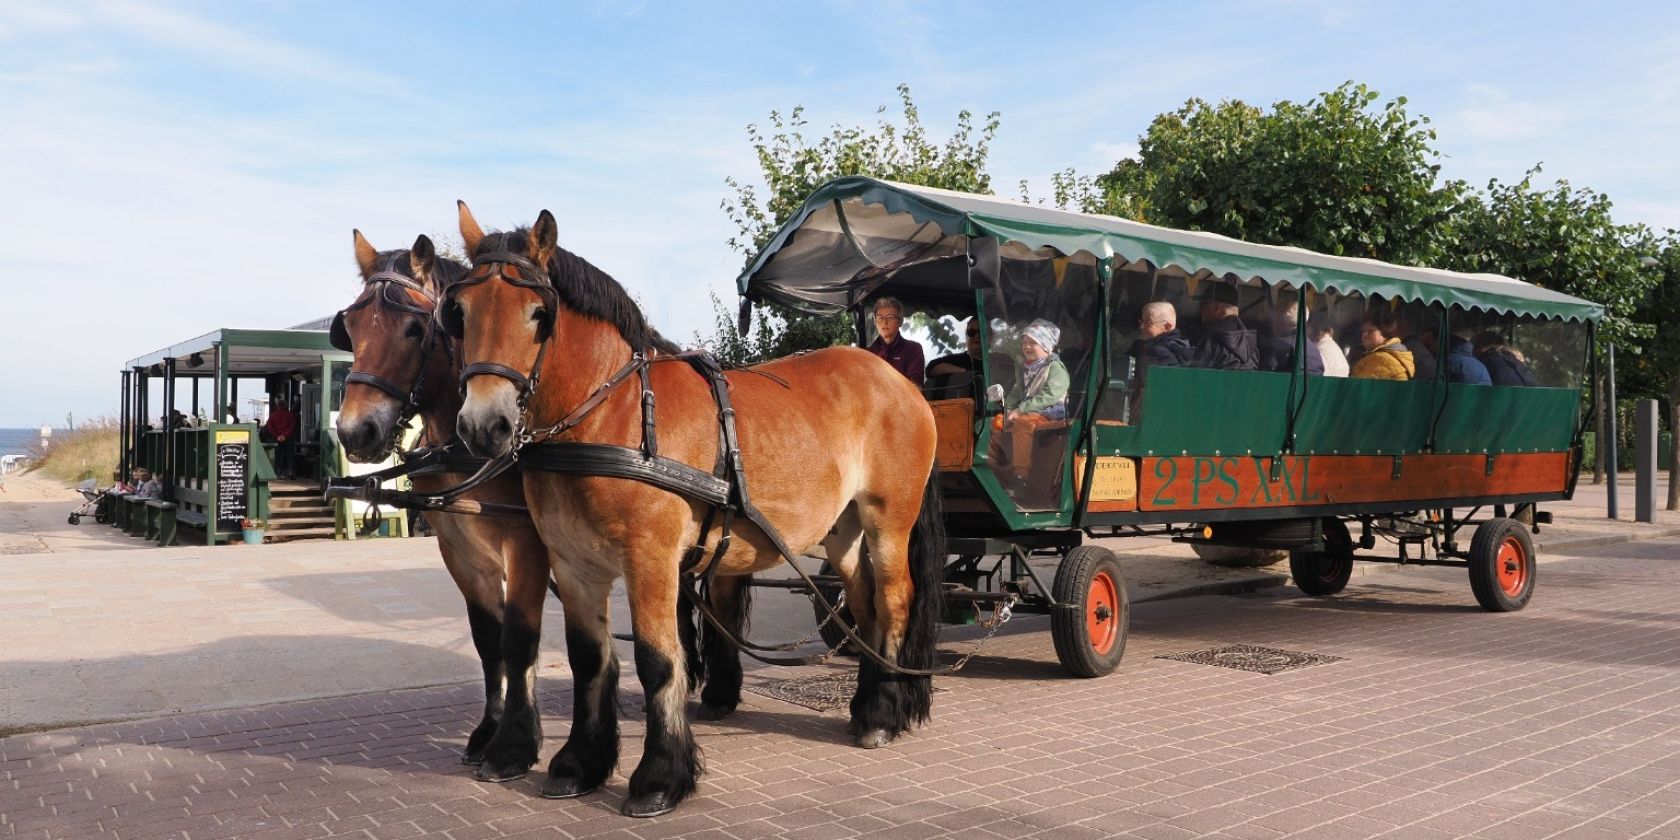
[900, 465, 945, 723]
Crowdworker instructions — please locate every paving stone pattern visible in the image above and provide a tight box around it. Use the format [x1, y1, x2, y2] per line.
[5, 539, 1680, 839]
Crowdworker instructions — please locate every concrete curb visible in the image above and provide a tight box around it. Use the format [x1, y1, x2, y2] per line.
[1538, 526, 1680, 555]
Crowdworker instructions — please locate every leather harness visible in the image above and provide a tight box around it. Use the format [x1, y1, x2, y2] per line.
[336, 248, 952, 676]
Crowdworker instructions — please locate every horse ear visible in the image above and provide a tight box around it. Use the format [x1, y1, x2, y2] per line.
[352, 229, 378, 278]
[409, 234, 436, 286]
[530, 209, 558, 268]
[457, 200, 485, 255]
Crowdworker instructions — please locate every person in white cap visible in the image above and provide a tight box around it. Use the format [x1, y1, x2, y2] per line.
[986, 319, 1071, 484]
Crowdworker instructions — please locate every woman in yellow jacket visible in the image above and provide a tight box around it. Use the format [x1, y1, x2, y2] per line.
[1350, 306, 1416, 380]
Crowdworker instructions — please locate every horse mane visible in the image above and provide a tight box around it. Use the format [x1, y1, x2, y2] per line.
[373, 248, 470, 291]
[474, 228, 683, 355]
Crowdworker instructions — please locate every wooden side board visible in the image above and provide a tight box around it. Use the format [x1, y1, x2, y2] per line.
[928, 398, 975, 473]
[1135, 452, 1570, 513]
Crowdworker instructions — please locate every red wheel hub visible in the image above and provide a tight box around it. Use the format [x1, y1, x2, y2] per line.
[1495, 536, 1528, 596]
[1087, 571, 1120, 655]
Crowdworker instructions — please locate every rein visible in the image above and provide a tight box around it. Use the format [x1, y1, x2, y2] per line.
[431, 247, 959, 677]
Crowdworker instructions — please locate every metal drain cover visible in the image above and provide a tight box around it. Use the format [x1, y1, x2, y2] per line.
[745, 673, 857, 712]
[1157, 644, 1342, 674]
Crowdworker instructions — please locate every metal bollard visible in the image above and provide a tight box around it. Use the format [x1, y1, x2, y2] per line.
[1636, 399, 1657, 523]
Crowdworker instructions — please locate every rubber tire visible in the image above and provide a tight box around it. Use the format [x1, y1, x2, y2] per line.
[67, 514, 80, 525]
[811, 561, 858, 656]
[1468, 518, 1535, 612]
[95, 507, 112, 525]
[1051, 545, 1129, 678]
[1208, 517, 1320, 549]
[1290, 518, 1354, 596]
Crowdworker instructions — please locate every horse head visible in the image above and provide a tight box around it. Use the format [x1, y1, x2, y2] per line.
[333, 229, 463, 462]
[449, 201, 676, 458]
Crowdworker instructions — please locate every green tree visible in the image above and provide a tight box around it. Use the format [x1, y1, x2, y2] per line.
[1064, 82, 1465, 265]
[708, 84, 1001, 362]
[1444, 168, 1661, 484]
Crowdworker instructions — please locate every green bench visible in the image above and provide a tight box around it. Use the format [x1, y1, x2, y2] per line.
[144, 499, 177, 545]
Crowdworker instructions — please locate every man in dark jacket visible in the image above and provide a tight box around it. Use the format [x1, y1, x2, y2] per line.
[1473, 331, 1539, 386]
[1258, 296, 1324, 375]
[1129, 302, 1193, 381]
[1191, 283, 1259, 370]
[1421, 326, 1492, 385]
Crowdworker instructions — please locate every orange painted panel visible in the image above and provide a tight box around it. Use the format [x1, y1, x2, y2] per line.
[928, 399, 975, 473]
[1136, 453, 1569, 512]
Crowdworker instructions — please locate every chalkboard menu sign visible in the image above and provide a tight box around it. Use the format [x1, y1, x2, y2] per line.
[214, 429, 250, 532]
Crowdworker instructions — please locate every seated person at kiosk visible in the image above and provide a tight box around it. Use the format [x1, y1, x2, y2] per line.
[1418, 320, 1492, 385]
[986, 320, 1070, 483]
[1309, 310, 1350, 377]
[1350, 306, 1416, 380]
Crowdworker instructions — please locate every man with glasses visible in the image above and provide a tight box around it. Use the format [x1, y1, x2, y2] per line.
[866, 297, 925, 385]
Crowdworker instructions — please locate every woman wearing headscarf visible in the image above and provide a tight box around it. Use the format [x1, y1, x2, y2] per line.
[987, 319, 1071, 485]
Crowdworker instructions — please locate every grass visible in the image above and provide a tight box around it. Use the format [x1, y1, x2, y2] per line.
[28, 418, 120, 485]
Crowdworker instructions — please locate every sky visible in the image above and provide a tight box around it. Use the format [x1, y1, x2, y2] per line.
[1, 0, 1676, 426]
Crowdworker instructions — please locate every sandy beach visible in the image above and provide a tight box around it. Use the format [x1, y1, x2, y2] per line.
[0, 472, 140, 555]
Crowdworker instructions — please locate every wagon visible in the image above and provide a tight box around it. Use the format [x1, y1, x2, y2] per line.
[738, 177, 1601, 677]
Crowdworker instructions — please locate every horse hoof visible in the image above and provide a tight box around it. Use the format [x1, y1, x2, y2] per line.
[697, 702, 736, 721]
[460, 752, 486, 766]
[854, 728, 894, 749]
[621, 791, 680, 818]
[473, 764, 528, 783]
[541, 776, 598, 800]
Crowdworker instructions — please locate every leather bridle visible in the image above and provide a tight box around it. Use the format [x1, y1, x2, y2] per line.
[444, 249, 652, 451]
[331, 263, 453, 453]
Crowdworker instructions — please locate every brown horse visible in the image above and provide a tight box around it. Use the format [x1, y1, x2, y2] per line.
[444, 204, 945, 817]
[332, 231, 553, 779]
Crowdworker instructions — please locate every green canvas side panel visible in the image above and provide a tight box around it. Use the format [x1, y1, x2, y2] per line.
[1096, 368, 1581, 458]
[1291, 377, 1441, 455]
[1128, 367, 1292, 456]
[1429, 386, 1580, 453]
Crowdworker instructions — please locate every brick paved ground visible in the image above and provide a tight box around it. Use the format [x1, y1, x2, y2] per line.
[5, 536, 1679, 839]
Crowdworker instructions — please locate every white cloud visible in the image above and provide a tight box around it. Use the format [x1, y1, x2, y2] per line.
[1455, 83, 1558, 142]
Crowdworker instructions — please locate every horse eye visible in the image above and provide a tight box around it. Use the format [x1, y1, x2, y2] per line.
[405, 322, 426, 340]
[532, 307, 549, 324]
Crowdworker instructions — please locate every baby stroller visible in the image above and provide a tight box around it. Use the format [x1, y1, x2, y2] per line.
[68, 478, 115, 525]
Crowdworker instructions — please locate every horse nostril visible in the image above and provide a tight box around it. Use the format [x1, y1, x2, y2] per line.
[492, 416, 512, 438]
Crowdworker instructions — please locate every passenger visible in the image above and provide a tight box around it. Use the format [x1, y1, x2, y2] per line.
[865, 297, 925, 385]
[1001, 319, 1070, 423]
[1127, 301, 1193, 387]
[1398, 308, 1438, 380]
[1191, 284, 1259, 370]
[1257, 295, 1324, 375]
[985, 320, 1070, 483]
[1350, 306, 1416, 380]
[1419, 323, 1492, 385]
[926, 317, 983, 378]
[1308, 310, 1349, 378]
[1473, 331, 1538, 386]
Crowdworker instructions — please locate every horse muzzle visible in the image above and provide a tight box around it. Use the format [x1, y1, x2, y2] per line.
[457, 385, 520, 458]
[335, 403, 399, 463]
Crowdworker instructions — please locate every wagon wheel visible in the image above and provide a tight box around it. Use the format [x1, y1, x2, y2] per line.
[1468, 517, 1535, 612]
[67, 513, 80, 525]
[1051, 545, 1129, 678]
[812, 561, 858, 656]
[1290, 517, 1354, 596]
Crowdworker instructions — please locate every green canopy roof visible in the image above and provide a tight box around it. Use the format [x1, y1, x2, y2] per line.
[739, 177, 1604, 323]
